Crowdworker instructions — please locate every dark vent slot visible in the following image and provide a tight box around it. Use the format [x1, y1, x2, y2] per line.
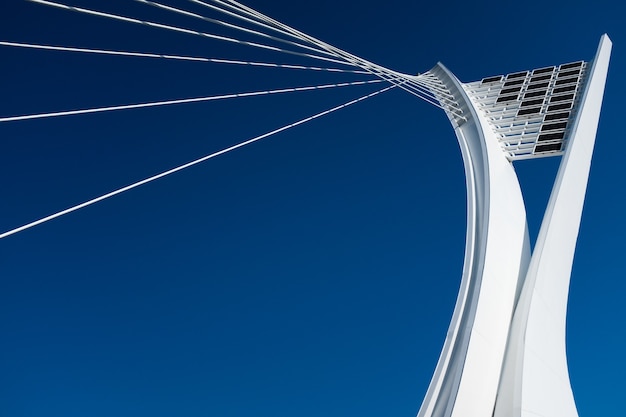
[517, 107, 542, 116]
[521, 98, 544, 107]
[504, 79, 525, 87]
[545, 112, 570, 121]
[555, 78, 579, 86]
[535, 143, 563, 153]
[553, 85, 577, 94]
[497, 95, 519, 103]
[507, 71, 528, 79]
[541, 122, 568, 132]
[550, 94, 574, 103]
[527, 82, 550, 90]
[524, 90, 547, 98]
[560, 61, 583, 70]
[548, 103, 572, 112]
[533, 66, 555, 74]
[558, 69, 581, 78]
[538, 132, 566, 141]
[555, 78, 578, 87]
[530, 74, 552, 83]
[501, 87, 522, 95]
[482, 75, 503, 84]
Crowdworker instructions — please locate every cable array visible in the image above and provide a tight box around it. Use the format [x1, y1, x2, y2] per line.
[0, 0, 463, 237]
[20, 0, 461, 114]
[0, 41, 369, 73]
[187, 0, 463, 116]
[0, 79, 383, 123]
[0, 84, 397, 239]
[27, 0, 351, 66]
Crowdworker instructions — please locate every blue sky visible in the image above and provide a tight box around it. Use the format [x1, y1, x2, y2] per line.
[0, 0, 624, 416]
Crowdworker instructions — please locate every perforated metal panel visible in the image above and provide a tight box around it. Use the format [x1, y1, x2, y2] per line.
[463, 61, 588, 160]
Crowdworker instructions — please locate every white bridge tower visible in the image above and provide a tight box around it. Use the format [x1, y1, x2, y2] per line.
[0, 4, 612, 414]
[414, 35, 611, 417]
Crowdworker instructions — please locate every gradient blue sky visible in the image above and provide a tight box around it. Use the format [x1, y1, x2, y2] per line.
[1, 1, 624, 416]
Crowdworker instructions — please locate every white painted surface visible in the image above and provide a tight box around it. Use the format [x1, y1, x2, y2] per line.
[417, 35, 611, 417]
[494, 34, 612, 417]
[417, 64, 528, 417]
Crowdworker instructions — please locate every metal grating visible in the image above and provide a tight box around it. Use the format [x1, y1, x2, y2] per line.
[463, 61, 588, 161]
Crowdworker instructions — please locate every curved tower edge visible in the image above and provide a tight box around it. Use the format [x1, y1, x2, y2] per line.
[417, 64, 529, 417]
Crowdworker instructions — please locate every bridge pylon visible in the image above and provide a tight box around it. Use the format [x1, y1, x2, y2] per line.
[415, 35, 611, 417]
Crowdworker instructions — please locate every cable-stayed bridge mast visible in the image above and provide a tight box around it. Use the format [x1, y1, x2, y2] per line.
[0, 2, 612, 417]
[415, 35, 611, 417]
